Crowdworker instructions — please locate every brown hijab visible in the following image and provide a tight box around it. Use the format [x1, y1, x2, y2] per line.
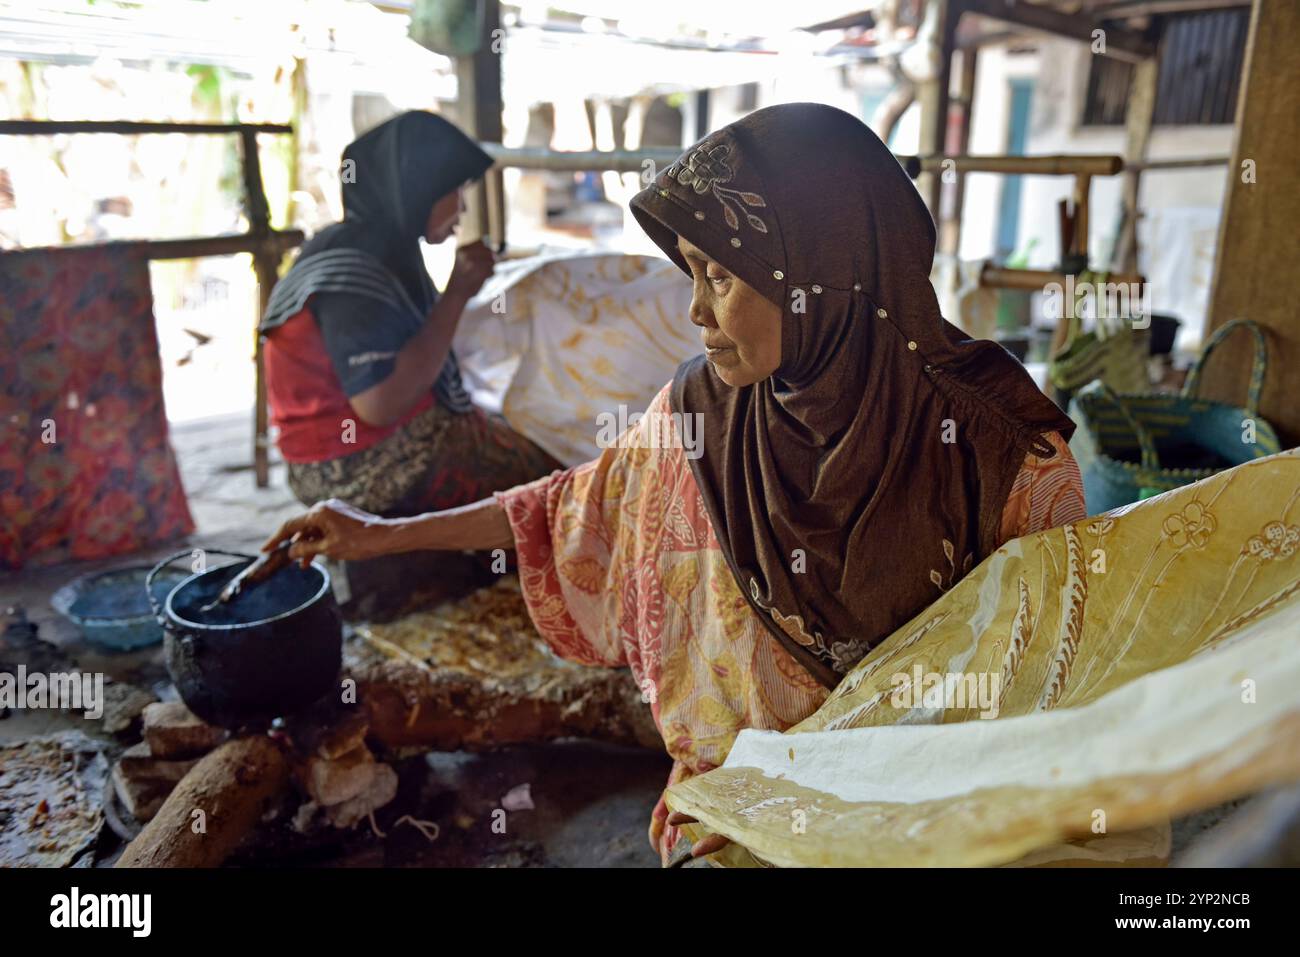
[629, 103, 1075, 689]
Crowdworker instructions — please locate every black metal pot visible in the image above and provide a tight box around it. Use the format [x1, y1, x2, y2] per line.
[146, 549, 342, 729]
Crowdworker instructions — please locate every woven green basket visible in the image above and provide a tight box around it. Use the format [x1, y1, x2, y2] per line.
[1047, 271, 1152, 395]
[1069, 319, 1281, 514]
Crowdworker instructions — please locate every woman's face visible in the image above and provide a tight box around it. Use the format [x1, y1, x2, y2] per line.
[678, 235, 781, 387]
[424, 185, 467, 243]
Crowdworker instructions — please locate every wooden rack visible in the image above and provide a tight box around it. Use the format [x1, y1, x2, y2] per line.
[0, 119, 302, 488]
[917, 151, 1125, 267]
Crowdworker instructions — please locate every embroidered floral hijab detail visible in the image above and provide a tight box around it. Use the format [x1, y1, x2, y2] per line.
[630, 103, 1077, 689]
[667, 142, 770, 233]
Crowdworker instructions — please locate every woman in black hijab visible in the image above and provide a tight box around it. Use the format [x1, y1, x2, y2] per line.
[261, 111, 560, 520]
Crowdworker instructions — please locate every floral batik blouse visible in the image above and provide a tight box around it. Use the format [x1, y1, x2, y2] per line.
[495, 384, 1085, 864]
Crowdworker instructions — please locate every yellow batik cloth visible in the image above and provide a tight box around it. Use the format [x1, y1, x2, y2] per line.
[667, 448, 1300, 867]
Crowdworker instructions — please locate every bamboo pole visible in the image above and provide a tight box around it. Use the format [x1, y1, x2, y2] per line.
[479, 144, 930, 179]
[480, 143, 686, 173]
[917, 0, 958, 217]
[1125, 156, 1230, 171]
[940, 45, 980, 260]
[456, 0, 504, 246]
[916, 154, 1123, 176]
[979, 264, 1144, 292]
[1114, 57, 1159, 274]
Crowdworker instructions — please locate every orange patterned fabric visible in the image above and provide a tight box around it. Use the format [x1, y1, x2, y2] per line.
[496, 384, 1084, 864]
[997, 429, 1086, 543]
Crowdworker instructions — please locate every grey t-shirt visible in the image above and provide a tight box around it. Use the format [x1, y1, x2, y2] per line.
[311, 290, 429, 396]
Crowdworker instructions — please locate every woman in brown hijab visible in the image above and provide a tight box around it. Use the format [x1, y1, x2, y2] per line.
[266, 103, 1086, 864]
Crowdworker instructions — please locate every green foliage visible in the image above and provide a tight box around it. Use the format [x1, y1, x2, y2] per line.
[185, 64, 225, 114]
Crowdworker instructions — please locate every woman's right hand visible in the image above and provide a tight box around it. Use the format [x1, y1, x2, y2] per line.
[445, 239, 496, 300]
[262, 499, 397, 566]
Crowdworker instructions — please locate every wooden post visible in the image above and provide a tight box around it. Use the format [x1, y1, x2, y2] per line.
[1203, 0, 1300, 447]
[239, 129, 271, 236]
[456, 0, 504, 247]
[1114, 57, 1159, 274]
[240, 128, 275, 489]
[251, 253, 279, 489]
[1071, 173, 1093, 261]
[917, 0, 958, 218]
[940, 44, 979, 259]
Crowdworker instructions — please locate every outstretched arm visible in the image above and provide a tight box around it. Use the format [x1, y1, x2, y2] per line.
[262, 496, 512, 567]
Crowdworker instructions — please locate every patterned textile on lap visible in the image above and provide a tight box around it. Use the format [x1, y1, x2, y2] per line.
[0, 245, 194, 569]
[497, 384, 1086, 865]
[665, 449, 1300, 867]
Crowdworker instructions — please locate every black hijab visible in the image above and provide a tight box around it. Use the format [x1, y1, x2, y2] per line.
[630, 104, 1075, 687]
[262, 111, 493, 411]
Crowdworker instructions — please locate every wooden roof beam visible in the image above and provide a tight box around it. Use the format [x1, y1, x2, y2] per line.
[960, 0, 1156, 62]
[1095, 0, 1250, 19]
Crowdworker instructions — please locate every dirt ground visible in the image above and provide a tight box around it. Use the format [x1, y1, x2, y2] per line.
[2, 410, 670, 868]
[3, 409, 1297, 867]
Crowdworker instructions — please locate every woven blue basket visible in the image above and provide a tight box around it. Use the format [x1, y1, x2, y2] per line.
[1069, 319, 1281, 514]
